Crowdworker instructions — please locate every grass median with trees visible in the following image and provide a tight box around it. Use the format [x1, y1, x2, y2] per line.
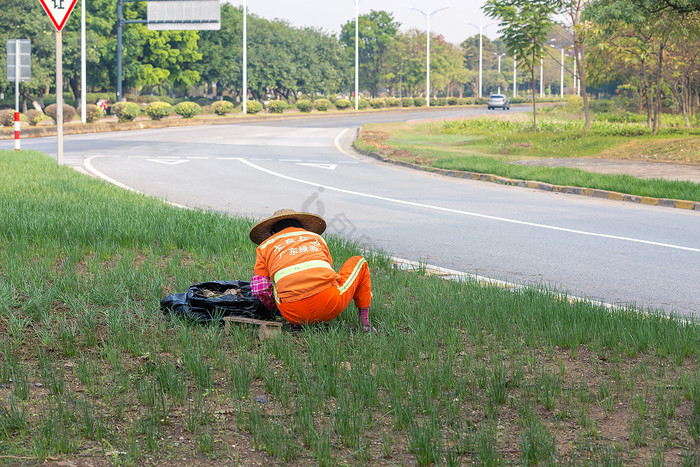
[0, 150, 699, 465]
[355, 104, 700, 203]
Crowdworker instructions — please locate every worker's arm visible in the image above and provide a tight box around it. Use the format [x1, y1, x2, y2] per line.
[251, 274, 277, 312]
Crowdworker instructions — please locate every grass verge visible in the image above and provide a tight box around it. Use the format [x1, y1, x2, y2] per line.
[1, 150, 699, 465]
[355, 111, 700, 202]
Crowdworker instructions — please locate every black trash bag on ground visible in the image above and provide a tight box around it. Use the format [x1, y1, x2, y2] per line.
[161, 280, 273, 323]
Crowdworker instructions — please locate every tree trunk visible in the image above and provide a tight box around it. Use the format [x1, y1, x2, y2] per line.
[574, 43, 590, 131]
[531, 65, 537, 132]
[652, 43, 664, 135]
[641, 61, 652, 129]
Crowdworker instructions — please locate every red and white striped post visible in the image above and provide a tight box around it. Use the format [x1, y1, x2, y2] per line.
[14, 111, 20, 151]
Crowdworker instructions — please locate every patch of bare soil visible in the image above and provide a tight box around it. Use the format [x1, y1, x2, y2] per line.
[596, 138, 700, 164]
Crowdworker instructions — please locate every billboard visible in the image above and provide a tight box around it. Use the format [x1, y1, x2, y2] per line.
[147, 0, 220, 30]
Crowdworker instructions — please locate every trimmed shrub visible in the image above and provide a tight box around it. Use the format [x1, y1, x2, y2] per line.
[434, 98, 447, 106]
[385, 97, 401, 107]
[334, 98, 351, 110]
[448, 97, 460, 106]
[26, 109, 46, 126]
[401, 98, 414, 107]
[475, 97, 488, 105]
[267, 100, 288, 113]
[174, 101, 201, 118]
[45, 103, 77, 124]
[212, 100, 235, 116]
[413, 97, 426, 107]
[369, 98, 385, 109]
[314, 99, 332, 111]
[82, 104, 104, 123]
[295, 99, 313, 113]
[246, 100, 263, 114]
[0, 109, 16, 126]
[358, 99, 370, 109]
[111, 102, 141, 122]
[145, 101, 172, 121]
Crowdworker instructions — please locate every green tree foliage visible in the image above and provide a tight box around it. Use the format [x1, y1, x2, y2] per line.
[196, 3, 242, 98]
[584, 0, 698, 133]
[484, 0, 558, 131]
[340, 10, 399, 97]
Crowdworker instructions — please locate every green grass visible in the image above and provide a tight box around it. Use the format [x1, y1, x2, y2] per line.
[356, 113, 700, 202]
[0, 150, 699, 465]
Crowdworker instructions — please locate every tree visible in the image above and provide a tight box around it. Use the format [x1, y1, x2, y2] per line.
[484, 0, 558, 131]
[196, 3, 242, 98]
[339, 10, 399, 97]
[383, 30, 426, 97]
[585, 0, 680, 134]
[557, 0, 593, 130]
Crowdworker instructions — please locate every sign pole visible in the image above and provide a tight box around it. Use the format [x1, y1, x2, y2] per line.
[57, 30, 63, 165]
[80, 0, 86, 123]
[14, 40, 20, 113]
[15, 39, 20, 151]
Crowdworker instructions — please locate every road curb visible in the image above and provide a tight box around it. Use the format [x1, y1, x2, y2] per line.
[354, 143, 700, 212]
[0, 104, 481, 140]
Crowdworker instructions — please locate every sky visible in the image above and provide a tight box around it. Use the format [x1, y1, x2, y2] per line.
[225, 0, 500, 44]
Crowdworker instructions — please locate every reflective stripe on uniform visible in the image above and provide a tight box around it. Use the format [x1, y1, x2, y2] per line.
[273, 260, 334, 284]
[337, 257, 366, 295]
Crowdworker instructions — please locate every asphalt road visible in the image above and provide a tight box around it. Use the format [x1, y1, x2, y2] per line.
[4, 106, 699, 318]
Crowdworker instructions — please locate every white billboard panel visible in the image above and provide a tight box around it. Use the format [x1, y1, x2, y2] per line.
[147, 0, 220, 30]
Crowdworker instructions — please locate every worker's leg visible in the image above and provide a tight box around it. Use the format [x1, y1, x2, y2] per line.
[278, 256, 372, 326]
[335, 256, 374, 330]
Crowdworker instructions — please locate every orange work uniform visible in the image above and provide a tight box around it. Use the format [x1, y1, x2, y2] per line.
[253, 227, 372, 324]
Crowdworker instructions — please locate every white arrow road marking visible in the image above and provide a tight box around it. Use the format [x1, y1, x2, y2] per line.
[297, 162, 338, 170]
[146, 159, 189, 165]
[235, 157, 700, 253]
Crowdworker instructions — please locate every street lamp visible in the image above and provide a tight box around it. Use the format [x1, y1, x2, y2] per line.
[494, 52, 505, 94]
[540, 57, 544, 98]
[408, 5, 449, 107]
[353, 0, 360, 110]
[513, 57, 517, 98]
[465, 22, 497, 98]
[548, 42, 565, 99]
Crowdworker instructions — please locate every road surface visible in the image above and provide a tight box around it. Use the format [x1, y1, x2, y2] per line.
[4, 107, 699, 318]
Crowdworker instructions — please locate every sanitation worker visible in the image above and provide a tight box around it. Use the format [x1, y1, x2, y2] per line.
[249, 209, 375, 332]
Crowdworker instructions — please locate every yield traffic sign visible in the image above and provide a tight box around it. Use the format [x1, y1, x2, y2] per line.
[38, 0, 79, 31]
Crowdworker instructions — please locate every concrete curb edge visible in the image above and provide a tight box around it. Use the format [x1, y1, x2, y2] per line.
[353, 141, 700, 212]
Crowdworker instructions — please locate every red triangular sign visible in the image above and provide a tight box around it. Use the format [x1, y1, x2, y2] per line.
[38, 0, 79, 31]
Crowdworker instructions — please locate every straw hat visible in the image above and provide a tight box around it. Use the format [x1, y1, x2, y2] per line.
[249, 209, 326, 245]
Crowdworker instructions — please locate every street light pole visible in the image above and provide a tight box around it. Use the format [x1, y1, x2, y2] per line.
[540, 57, 544, 98]
[494, 52, 505, 94]
[409, 6, 449, 107]
[354, 0, 360, 110]
[560, 47, 564, 99]
[513, 57, 517, 98]
[465, 22, 496, 99]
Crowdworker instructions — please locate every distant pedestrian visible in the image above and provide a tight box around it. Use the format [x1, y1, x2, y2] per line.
[249, 209, 375, 332]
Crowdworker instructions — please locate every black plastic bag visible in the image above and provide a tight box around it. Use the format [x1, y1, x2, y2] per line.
[161, 280, 273, 323]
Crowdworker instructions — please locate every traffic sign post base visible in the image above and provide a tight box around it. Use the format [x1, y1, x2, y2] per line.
[14, 112, 20, 151]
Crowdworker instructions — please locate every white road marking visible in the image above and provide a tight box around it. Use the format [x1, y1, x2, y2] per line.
[297, 162, 338, 170]
[146, 159, 189, 165]
[236, 157, 700, 253]
[280, 158, 302, 162]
